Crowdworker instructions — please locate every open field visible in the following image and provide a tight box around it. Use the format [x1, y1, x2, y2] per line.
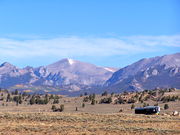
[0, 89, 180, 134]
[0, 112, 180, 135]
[0, 100, 180, 114]
[0, 100, 180, 135]
[0, 95, 180, 114]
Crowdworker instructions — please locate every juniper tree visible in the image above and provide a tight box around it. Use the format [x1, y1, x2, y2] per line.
[131, 104, 135, 109]
[6, 93, 11, 102]
[164, 104, 169, 110]
[102, 91, 108, 96]
[13, 95, 22, 106]
[82, 103, 85, 108]
[53, 98, 59, 104]
[91, 99, 96, 105]
[100, 97, 112, 104]
[30, 96, 35, 105]
[14, 89, 18, 95]
[60, 104, 64, 112]
[51, 105, 56, 111]
[111, 92, 114, 97]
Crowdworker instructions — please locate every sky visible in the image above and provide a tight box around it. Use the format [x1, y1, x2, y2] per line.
[0, 0, 179, 68]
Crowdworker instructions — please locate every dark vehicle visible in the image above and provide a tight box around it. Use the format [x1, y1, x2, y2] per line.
[135, 106, 160, 115]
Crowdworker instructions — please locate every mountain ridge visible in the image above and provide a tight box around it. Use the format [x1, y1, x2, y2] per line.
[0, 53, 179, 95]
[105, 53, 180, 92]
[0, 58, 118, 93]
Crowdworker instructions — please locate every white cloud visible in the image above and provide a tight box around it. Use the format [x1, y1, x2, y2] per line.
[122, 35, 180, 47]
[0, 35, 179, 58]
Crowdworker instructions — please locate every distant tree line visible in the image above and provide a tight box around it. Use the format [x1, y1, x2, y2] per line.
[2, 89, 61, 106]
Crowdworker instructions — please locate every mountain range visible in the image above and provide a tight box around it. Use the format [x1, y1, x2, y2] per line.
[105, 53, 180, 92]
[0, 58, 117, 94]
[0, 53, 179, 95]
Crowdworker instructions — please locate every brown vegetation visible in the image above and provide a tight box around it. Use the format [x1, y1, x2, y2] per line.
[0, 112, 180, 135]
[0, 88, 179, 134]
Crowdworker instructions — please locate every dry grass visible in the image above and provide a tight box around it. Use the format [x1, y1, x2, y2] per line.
[0, 112, 179, 135]
[0, 90, 180, 134]
[1, 98, 180, 115]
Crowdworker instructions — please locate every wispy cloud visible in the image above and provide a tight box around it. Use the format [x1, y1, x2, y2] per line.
[0, 35, 179, 58]
[122, 35, 180, 47]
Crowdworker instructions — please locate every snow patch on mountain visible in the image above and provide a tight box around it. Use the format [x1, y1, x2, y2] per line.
[68, 58, 75, 65]
[104, 67, 115, 72]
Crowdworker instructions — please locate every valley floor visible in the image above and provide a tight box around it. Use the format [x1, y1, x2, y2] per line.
[0, 98, 180, 114]
[0, 112, 179, 135]
[0, 90, 180, 135]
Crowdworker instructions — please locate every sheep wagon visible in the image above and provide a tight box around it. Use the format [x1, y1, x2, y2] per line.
[135, 106, 160, 115]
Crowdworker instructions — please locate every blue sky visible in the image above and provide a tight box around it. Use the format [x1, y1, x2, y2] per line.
[0, 0, 179, 68]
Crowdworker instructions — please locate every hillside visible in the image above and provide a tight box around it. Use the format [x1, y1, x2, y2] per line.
[0, 53, 180, 95]
[0, 59, 117, 94]
[105, 53, 180, 92]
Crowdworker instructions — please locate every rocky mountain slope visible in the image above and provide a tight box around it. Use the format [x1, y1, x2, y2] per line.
[0, 53, 179, 95]
[104, 53, 180, 92]
[0, 59, 116, 92]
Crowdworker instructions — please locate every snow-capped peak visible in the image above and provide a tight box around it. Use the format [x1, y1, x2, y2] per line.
[67, 58, 75, 65]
